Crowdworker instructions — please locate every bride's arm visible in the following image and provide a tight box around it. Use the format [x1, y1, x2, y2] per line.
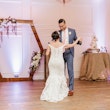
[46, 46, 51, 56]
[46, 46, 51, 78]
[65, 37, 82, 49]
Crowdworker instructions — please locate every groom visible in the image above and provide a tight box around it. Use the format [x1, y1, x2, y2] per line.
[58, 19, 82, 96]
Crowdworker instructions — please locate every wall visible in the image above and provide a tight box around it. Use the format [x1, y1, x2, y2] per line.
[0, 0, 109, 79]
[105, 0, 110, 53]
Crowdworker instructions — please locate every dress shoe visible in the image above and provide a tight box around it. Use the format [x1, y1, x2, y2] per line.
[68, 91, 74, 96]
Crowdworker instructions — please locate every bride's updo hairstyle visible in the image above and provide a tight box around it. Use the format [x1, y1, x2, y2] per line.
[51, 31, 59, 41]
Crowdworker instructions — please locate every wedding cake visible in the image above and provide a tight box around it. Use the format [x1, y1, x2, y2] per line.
[88, 36, 100, 53]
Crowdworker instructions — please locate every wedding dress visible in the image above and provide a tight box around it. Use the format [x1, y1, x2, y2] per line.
[40, 44, 69, 102]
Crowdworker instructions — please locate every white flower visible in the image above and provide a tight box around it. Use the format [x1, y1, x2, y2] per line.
[37, 56, 41, 59]
[37, 53, 41, 58]
[29, 51, 42, 73]
[33, 55, 38, 60]
[33, 60, 37, 65]
[35, 60, 39, 65]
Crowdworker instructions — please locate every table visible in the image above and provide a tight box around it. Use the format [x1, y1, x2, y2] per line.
[79, 53, 110, 81]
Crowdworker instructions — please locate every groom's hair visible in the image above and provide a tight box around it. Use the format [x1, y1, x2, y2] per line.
[58, 19, 66, 24]
[51, 31, 59, 41]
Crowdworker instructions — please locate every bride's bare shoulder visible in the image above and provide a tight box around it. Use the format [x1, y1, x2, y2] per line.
[59, 42, 64, 46]
[48, 41, 53, 45]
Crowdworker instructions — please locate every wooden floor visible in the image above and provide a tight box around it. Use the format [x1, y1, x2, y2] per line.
[0, 79, 110, 110]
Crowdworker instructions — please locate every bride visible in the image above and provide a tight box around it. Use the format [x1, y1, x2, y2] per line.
[40, 31, 80, 102]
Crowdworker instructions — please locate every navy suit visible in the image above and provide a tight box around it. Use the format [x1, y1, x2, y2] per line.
[59, 28, 78, 91]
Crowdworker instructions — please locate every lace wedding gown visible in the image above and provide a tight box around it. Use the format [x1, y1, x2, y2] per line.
[40, 44, 69, 102]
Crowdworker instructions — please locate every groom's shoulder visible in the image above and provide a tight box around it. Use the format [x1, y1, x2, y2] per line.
[58, 30, 62, 33]
[68, 28, 75, 31]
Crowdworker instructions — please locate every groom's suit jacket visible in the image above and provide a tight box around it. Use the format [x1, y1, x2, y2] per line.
[59, 28, 78, 57]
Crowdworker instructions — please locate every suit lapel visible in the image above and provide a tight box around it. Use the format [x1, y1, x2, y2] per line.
[59, 30, 62, 42]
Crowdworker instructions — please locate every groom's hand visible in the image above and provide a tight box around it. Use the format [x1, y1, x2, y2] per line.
[77, 41, 82, 45]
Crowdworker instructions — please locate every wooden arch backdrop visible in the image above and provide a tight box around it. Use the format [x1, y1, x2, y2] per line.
[0, 19, 44, 81]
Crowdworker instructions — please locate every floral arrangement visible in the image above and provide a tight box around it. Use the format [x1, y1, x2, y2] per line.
[29, 51, 42, 73]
